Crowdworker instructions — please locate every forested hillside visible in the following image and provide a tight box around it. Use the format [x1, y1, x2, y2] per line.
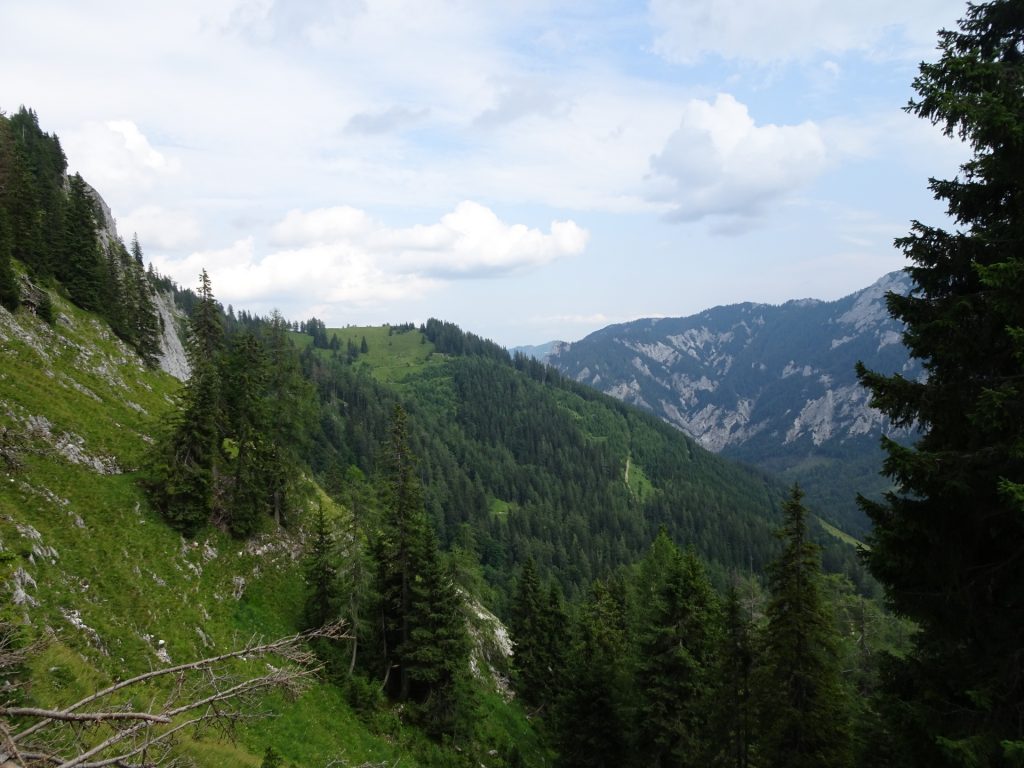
[545, 271, 921, 537]
[287, 316, 874, 597]
[6, 0, 1023, 761]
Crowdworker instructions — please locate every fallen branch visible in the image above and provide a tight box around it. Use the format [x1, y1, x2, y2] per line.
[0, 620, 348, 768]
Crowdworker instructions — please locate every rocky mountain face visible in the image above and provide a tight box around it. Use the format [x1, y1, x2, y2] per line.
[83, 180, 189, 381]
[545, 272, 920, 534]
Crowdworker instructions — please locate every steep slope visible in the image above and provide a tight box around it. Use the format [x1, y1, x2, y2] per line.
[546, 272, 920, 535]
[296, 322, 869, 596]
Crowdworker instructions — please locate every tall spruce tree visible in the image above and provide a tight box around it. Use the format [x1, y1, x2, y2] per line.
[61, 174, 103, 311]
[508, 558, 567, 715]
[127, 234, 162, 366]
[0, 210, 18, 311]
[304, 504, 338, 630]
[710, 581, 757, 768]
[221, 329, 272, 537]
[556, 579, 630, 768]
[855, 3, 1024, 764]
[633, 532, 720, 768]
[375, 404, 470, 737]
[146, 270, 223, 535]
[758, 485, 850, 768]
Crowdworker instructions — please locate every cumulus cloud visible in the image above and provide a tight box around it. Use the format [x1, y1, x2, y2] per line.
[120, 206, 202, 250]
[344, 106, 431, 135]
[647, 94, 826, 223]
[155, 201, 588, 309]
[62, 120, 180, 193]
[649, 0, 964, 64]
[271, 206, 373, 245]
[474, 77, 573, 128]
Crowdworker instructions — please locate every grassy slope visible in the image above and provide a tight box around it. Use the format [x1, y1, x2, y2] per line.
[1, 302, 537, 767]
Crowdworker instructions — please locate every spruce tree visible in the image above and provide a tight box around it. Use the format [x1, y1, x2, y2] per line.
[304, 504, 338, 630]
[855, 3, 1024, 763]
[262, 310, 313, 528]
[508, 558, 567, 716]
[221, 329, 272, 537]
[710, 580, 758, 768]
[0, 209, 18, 311]
[146, 270, 223, 535]
[633, 533, 720, 768]
[60, 174, 104, 311]
[375, 404, 470, 737]
[758, 485, 850, 768]
[127, 234, 162, 366]
[556, 580, 629, 768]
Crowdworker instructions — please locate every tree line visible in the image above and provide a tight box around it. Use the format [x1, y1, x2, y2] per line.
[0, 107, 162, 364]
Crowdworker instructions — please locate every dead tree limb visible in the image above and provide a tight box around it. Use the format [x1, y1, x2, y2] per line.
[0, 620, 348, 768]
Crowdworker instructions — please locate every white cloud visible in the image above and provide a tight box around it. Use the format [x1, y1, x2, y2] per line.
[155, 201, 588, 310]
[377, 201, 589, 278]
[120, 206, 202, 250]
[647, 94, 826, 223]
[474, 76, 573, 128]
[649, 0, 965, 64]
[344, 106, 431, 135]
[271, 206, 373, 245]
[62, 120, 180, 194]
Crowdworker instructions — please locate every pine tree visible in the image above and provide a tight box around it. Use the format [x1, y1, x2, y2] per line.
[60, 174, 103, 311]
[221, 329, 272, 537]
[758, 486, 850, 768]
[127, 234, 162, 366]
[262, 310, 313, 528]
[710, 580, 758, 768]
[508, 557, 567, 714]
[0, 209, 18, 311]
[375, 404, 471, 737]
[304, 504, 338, 630]
[633, 533, 720, 768]
[855, 3, 1024, 764]
[146, 270, 223, 535]
[556, 580, 629, 768]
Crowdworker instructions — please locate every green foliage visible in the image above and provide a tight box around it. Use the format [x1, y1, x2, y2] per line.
[303, 503, 338, 630]
[260, 745, 284, 768]
[633, 536, 721, 767]
[555, 580, 631, 768]
[373, 405, 474, 738]
[758, 486, 851, 768]
[0, 110, 162, 360]
[507, 558, 566, 713]
[145, 281, 315, 538]
[0, 209, 18, 311]
[709, 579, 758, 768]
[855, 2, 1024, 764]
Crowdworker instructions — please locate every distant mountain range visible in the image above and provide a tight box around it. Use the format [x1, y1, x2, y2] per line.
[537, 272, 920, 536]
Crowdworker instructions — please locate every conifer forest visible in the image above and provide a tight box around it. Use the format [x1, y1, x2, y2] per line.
[1, 2, 1023, 767]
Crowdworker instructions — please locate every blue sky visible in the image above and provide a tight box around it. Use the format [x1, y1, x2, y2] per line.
[1, 0, 968, 346]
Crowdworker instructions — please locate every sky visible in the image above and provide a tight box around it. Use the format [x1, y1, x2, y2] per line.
[1, 0, 970, 347]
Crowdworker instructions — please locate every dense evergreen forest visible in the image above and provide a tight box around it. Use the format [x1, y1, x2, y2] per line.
[3, 1, 1024, 764]
[0, 107, 163, 364]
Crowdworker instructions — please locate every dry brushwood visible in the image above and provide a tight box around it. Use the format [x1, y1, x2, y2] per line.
[0, 620, 348, 767]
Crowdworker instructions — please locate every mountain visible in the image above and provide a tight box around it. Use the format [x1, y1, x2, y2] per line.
[1, 107, 873, 766]
[510, 340, 565, 360]
[295, 320, 872, 594]
[545, 272, 920, 535]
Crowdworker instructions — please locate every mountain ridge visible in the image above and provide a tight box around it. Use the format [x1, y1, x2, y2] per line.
[544, 271, 919, 534]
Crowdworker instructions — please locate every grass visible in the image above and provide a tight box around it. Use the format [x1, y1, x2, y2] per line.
[2, 292, 546, 767]
[0, 295, 417, 766]
[291, 325, 442, 386]
[488, 497, 514, 518]
[818, 517, 868, 550]
[625, 458, 655, 503]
